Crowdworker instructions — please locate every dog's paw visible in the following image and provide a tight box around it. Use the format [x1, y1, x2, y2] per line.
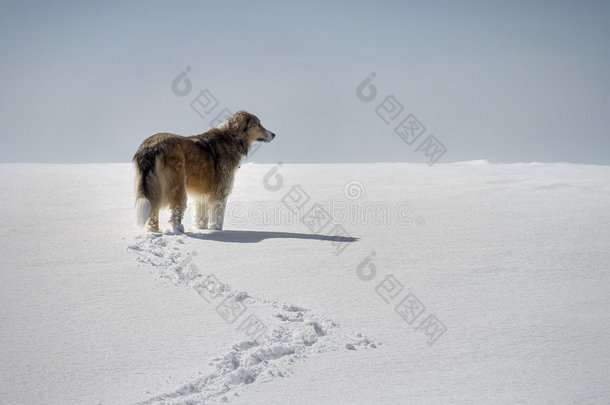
[171, 223, 185, 234]
[207, 223, 222, 231]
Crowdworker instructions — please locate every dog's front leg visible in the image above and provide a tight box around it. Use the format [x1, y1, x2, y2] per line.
[194, 195, 209, 230]
[208, 197, 227, 231]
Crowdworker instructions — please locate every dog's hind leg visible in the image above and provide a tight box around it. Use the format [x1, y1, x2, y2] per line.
[169, 188, 187, 233]
[147, 204, 160, 232]
[165, 156, 187, 233]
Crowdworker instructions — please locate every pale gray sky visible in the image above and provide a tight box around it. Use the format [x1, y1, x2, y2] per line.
[1, 0, 609, 164]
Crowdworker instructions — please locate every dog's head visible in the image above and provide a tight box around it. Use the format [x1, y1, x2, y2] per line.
[219, 111, 276, 143]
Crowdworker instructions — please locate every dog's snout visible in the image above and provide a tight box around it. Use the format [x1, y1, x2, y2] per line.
[265, 129, 276, 141]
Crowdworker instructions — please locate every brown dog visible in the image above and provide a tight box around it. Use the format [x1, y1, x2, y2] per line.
[133, 111, 275, 232]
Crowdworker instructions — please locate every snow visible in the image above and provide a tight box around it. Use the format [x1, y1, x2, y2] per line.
[1, 162, 609, 404]
[128, 233, 378, 404]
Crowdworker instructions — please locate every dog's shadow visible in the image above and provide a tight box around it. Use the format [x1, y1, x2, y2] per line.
[184, 229, 359, 244]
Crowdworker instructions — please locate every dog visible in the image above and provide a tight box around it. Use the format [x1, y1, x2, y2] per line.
[133, 111, 275, 232]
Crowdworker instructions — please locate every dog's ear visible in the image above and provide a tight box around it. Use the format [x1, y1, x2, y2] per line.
[229, 111, 250, 132]
[245, 113, 261, 129]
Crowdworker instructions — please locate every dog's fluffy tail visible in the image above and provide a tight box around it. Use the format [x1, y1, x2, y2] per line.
[135, 197, 151, 227]
[133, 151, 156, 228]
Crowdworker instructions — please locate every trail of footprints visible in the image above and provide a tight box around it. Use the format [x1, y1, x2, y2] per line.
[128, 234, 379, 404]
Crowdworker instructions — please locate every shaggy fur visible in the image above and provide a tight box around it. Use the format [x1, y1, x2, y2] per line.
[133, 111, 275, 232]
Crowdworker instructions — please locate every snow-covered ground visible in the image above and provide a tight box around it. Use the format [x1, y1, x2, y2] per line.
[1, 162, 609, 404]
